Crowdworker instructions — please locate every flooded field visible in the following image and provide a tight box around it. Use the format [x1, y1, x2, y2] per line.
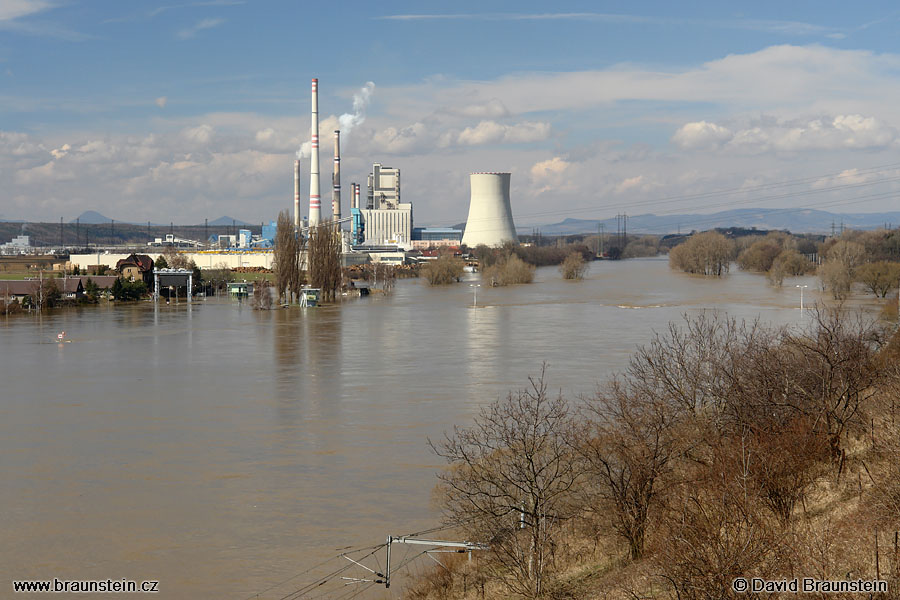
[0, 258, 841, 598]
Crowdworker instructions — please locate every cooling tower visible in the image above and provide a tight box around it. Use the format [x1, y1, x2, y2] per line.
[461, 172, 517, 248]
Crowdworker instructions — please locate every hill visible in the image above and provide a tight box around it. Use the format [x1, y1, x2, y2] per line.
[527, 208, 900, 236]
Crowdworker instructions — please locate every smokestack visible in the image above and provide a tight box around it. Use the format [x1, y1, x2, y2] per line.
[332, 129, 341, 224]
[294, 159, 301, 230]
[354, 183, 361, 209]
[308, 78, 321, 228]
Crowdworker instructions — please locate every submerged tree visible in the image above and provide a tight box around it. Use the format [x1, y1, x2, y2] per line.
[274, 210, 301, 303]
[669, 231, 734, 277]
[307, 224, 342, 302]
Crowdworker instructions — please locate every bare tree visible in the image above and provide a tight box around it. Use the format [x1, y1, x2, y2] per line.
[657, 433, 784, 600]
[251, 279, 273, 310]
[307, 224, 341, 302]
[576, 379, 681, 559]
[430, 367, 581, 598]
[559, 251, 588, 280]
[274, 210, 301, 303]
[669, 231, 734, 277]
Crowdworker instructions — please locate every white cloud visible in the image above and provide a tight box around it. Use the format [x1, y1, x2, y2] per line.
[377, 12, 840, 37]
[671, 121, 732, 150]
[0, 0, 54, 22]
[177, 17, 224, 39]
[672, 115, 898, 153]
[180, 124, 214, 145]
[529, 157, 573, 193]
[155, 96, 168, 108]
[455, 120, 550, 145]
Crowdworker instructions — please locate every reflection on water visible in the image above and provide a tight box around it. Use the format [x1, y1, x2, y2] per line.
[0, 258, 845, 598]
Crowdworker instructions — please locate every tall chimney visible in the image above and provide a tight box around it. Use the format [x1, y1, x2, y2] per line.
[308, 78, 321, 228]
[294, 159, 301, 230]
[332, 129, 341, 224]
[354, 183, 360, 210]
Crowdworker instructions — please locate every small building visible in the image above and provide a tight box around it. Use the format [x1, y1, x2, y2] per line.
[116, 254, 155, 286]
[227, 281, 253, 297]
[0, 278, 83, 301]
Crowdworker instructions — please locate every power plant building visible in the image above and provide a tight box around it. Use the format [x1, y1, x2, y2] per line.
[461, 172, 518, 248]
[352, 163, 412, 246]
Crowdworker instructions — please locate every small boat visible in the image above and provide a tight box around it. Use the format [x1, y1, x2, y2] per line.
[57, 331, 66, 342]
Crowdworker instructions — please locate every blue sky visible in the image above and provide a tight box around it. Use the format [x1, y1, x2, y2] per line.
[4, 1, 900, 229]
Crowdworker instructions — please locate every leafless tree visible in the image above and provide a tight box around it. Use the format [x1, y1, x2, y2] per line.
[274, 210, 301, 303]
[307, 224, 341, 302]
[251, 279, 273, 310]
[575, 379, 681, 559]
[657, 432, 784, 600]
[430, 367, 581, 598]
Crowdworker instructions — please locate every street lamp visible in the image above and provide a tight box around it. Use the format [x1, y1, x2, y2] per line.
[469, 284, 481, 308]
[796, 284, 808, 313]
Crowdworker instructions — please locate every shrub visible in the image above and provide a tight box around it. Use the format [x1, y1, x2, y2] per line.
[422, 255, 465, 285]
[482, 254, 535, 286]
[669, 231, 734, 276]
[560, 251, 588, 280]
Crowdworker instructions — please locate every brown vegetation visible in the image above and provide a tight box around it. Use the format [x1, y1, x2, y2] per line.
[482, 254, 535, 286]
[422, 255, 465, 285]
[559, 252, 588, 280]
[273, 210, 301, 303]
[307, 225, 342, 302]
[668, 231, 733, 276]
[421, 307, 900, 599]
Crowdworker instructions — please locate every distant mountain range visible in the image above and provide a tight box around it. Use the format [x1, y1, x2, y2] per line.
[521, 208, 900, 236]
[67, 211, 252, 227]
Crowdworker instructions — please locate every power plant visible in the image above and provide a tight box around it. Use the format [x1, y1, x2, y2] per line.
[461, 173, 518, 248]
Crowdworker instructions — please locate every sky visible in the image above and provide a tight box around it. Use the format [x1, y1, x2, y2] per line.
[4, 1, 900, 231]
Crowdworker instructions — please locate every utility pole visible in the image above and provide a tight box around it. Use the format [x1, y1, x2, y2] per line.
[623, 213, 627, 249]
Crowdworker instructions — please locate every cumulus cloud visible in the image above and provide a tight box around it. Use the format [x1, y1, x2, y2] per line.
[671, 121, 732, 150]
[155, 96, 167, 108]
[455, 120, 550, 145]
[180, 124, 214, 145]
[673, 114, 898, 153]
[177, 17, 224, 39]
[529, 157, 573, 193]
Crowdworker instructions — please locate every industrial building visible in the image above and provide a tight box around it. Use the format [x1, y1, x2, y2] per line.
[461, 172, 518, 248]
[411, 228, 463, 249]
[350, 163, 413, 247]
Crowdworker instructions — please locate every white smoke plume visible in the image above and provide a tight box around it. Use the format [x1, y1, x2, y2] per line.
[295, 81, 375, 159]
[339, 81, 376, 137]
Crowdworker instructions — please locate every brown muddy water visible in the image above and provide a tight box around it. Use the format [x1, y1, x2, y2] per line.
[0, 258, 845, 598]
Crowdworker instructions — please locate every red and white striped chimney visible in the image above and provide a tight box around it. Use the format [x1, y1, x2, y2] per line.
[308, 78, 321, 228]
[332, 129, 341, 224]
[294, 159, 301, 229]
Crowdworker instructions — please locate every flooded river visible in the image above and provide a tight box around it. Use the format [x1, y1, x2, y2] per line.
[0, 258, 833, 598]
